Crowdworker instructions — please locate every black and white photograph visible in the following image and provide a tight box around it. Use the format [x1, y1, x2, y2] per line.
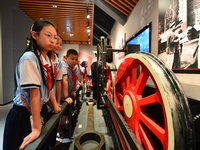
[158, 0, 200, 70]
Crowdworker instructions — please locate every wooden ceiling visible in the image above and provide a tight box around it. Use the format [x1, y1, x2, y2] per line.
[19, 0, 139, 45]
[105, 0, 138, 16]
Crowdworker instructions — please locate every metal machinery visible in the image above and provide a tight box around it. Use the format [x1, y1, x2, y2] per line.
[95, 36, 200, 150]
[25, 36, 200, 150]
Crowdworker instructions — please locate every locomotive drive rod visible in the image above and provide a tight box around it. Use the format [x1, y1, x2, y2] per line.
[74, 99, 105, 150]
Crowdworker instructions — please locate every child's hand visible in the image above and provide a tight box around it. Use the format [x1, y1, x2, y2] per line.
[19, 127, 41, 150]
[65, 97, 73, 104]
[53, 105, 61, 114]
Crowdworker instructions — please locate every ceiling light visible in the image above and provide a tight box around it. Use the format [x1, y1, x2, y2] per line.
[52, 5, 57, 8]
[87, 29, 90, 33]
[66, 26, 70, 32]
[69, 33, 74, 37]
[87, 14, 90, 19]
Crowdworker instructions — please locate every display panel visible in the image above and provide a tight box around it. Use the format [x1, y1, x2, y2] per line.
[127, 23, 151, 53]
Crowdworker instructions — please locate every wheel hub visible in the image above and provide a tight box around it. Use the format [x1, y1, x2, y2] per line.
[123, 95, 133, 118]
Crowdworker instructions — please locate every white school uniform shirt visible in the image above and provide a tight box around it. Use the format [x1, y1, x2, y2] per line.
[13, 51, 52, 106]
[61, 60, 68, 76]
[52, 54, 68, 92]
[53, 54, 63, 81]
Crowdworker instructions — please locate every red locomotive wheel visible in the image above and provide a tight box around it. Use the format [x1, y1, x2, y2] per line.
[114, 52, 195, 150]
[106, 62, 116, 101]
[106, 64, 113, 100]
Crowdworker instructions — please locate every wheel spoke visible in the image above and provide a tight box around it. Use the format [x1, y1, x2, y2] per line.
[126, 75, 130, 86]
[110, 87, 113, 91]
[138, 93, 159, 106]
[140, 113, 166, 142]
[134, 67, 149, 94]
[117, 93, 123, 100]
[115, 93, 123, 111]
[139, 124, 154, 149]
[129, 65, 138, 86]
[122, 81, 126, 90]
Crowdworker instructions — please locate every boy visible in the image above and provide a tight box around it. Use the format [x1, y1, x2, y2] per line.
[58, 49, 81, 140]
[65, 49, 81, 98]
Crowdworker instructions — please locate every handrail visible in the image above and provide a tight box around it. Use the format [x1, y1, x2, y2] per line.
[25, 102, 69, 150]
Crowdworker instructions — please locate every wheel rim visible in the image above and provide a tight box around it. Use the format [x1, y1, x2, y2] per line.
[114, 52, 195, 150]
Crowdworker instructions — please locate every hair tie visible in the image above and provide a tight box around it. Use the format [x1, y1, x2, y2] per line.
[30, 24, 34, 32]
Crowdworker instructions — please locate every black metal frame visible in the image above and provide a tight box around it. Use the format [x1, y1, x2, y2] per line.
[25, 102, 69, 150]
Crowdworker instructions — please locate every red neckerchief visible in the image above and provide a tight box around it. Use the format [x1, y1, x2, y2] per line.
[69, 67, 78, 83]
[54, 64, 58, 79]
[44, 64, 52, 91]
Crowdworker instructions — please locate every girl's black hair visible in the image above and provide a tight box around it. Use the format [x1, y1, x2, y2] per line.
[57, 34, 63, 42]
[25, 19, 56, 90]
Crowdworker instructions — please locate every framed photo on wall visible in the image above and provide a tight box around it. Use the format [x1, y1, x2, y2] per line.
[158, 0, 200, 73]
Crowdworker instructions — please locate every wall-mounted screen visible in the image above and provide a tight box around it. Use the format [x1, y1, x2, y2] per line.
[126, 23, 151, 53]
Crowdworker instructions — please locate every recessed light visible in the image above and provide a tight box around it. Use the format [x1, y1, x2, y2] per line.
[52, 5, 57, 8]
[87, 14, 90, 19]
[69, 33, 74, 37]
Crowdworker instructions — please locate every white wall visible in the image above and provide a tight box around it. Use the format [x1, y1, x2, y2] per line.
[59, 44, 79, 59]
[0, 0, 2, 104]
[109, 0, 159, 67]
[79, 45, 97, 60]
[59, 44, 96, 60]
[0, 0, 33, 104]
[1, 0, 16, 104]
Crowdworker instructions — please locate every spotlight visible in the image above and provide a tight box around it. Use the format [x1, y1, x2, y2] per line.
[87, 14, 90, 19]
[52, 5, 57, 8]
[69, 33, 74, 37]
